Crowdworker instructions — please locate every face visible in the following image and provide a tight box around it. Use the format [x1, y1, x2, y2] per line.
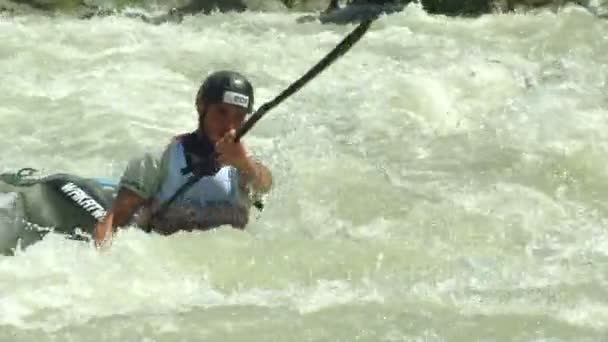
[199, 102, 247, 142]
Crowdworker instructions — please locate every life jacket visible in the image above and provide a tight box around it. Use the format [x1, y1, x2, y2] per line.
[146, 133, 251, 234]
[154, 138, 243, 208]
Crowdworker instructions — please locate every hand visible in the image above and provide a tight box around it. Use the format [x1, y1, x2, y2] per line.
[94, 217, 113, 250]
[215, 129, 251, 171]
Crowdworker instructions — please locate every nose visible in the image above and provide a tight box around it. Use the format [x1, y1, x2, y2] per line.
[216, 119, 235, 137]
[226, 115, 242, 131]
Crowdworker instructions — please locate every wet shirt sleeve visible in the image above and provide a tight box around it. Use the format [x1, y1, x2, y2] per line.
[118, 144, 171, 200]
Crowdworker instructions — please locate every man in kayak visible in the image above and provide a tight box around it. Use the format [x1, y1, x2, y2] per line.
[94, 70, 272, 248]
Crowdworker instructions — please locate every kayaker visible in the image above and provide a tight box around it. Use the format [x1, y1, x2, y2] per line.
[94, 70, 273, 248]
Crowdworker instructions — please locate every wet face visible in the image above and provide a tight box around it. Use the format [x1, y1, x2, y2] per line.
[198, 102, 247, 142]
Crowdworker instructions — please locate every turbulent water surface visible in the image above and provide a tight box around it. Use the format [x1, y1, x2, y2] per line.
[1, 4, 608, 341]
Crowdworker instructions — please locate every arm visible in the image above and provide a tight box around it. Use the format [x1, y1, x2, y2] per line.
[215, 130, 273, 195]
[237, 158, 273, 195]
[94, 145, 169, 249]
[94, 187, 145, 248]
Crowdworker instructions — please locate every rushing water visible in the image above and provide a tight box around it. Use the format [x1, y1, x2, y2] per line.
[1, 3, 608, 341]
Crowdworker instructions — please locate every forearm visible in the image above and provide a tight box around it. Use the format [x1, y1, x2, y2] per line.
[94, 187, 146, 248]
[239, 158, 272, 194]
[107, 187, 146, 228]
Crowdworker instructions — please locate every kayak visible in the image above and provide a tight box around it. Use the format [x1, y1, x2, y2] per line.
[92, 177, 119, 192]
[297, 2, 407, 25]
[0, 168, 264, 255]
[0, 169, 117, 255]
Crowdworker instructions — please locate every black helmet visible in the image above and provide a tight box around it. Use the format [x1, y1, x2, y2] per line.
[196, 70, 254, 113]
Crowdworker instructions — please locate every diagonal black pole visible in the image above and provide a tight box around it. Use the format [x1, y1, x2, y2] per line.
[235, 18, 374, 142]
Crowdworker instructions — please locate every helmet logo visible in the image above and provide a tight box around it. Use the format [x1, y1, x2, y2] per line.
[223, 91, 250, 109]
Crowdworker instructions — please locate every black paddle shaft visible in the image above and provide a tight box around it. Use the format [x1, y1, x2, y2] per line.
[153, 19, 375, 219]
[235, 18, 374, 142]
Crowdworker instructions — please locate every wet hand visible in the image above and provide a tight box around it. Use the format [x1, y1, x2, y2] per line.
[215, 129, 251, 171]
[94, 217, 113, 250]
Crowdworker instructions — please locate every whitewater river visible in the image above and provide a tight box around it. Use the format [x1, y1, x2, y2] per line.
[1, 3, 608, 341]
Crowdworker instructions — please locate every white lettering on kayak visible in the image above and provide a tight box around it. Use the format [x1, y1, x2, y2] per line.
[60, 182, 107, 220]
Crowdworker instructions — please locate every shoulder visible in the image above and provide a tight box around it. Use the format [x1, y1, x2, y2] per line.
[157, 134, 190, 159]
[118, 136, 184, 199]
[172, 133, 189, 144]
